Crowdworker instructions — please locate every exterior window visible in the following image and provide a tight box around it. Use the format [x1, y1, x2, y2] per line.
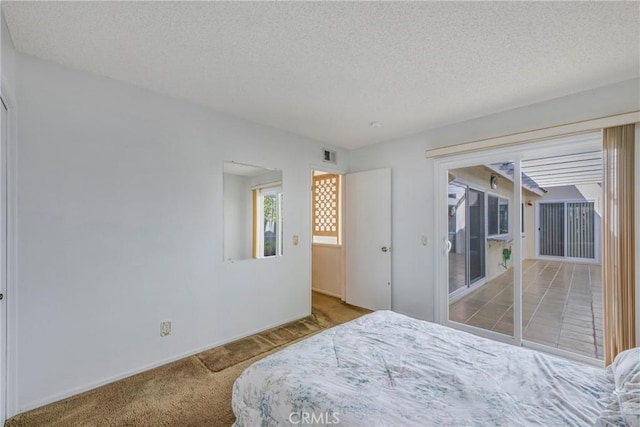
[488, 194, 509, 236]
[253, 185, 283, 258]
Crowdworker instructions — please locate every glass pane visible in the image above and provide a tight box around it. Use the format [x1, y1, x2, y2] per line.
[567, 202, 595, 259]
[488, 195, 498, 235]
[539, 203, 565, 257]
[521, 149, 603, 359]
[468, 188, 485, 283]
[263, 194, 278, 256]
[261, 191, 282, 257]
[448, 163, 514, 337]
[448, 183, 466, 294]
[499, 198, 509, 234]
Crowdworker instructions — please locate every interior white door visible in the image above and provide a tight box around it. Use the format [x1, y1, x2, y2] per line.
[345, 168, 391, 311]
[0, 101, 7, 422]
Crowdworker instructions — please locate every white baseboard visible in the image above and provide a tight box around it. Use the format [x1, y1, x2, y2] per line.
[16, 311, 310, 415]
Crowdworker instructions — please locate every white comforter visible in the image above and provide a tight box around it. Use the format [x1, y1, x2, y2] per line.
[232, 311, 613, 426]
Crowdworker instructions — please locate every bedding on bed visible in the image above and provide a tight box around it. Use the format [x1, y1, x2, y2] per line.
[232, 311, 618, 426]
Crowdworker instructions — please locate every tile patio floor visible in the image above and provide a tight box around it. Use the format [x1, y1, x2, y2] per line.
[449, 259, 603, 359]
[448, 253, 466, 294]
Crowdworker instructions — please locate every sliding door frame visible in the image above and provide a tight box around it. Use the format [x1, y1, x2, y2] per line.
[435, 150, 523, 346]
[434, 134, 606, 362]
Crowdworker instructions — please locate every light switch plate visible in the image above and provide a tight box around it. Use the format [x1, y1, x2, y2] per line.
[293, 235, 299, 246]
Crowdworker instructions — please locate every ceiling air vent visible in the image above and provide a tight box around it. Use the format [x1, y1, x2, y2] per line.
[323, 148, 337, 164]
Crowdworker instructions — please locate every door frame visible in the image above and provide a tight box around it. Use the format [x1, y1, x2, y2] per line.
[434, 133, 605, 357]
[308, 164, 347, 310]
[535, 199, 601, 264]
[435, 150, 523, 346]
[0, 85, 17, 419]
[309, 167, 346, 300]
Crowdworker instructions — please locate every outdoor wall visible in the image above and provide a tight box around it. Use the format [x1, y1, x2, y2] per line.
[450, 165, 538, 283]
[13, 52, 348, 414]
[349, 78, 640, 322]
[523, 194, 541, 259]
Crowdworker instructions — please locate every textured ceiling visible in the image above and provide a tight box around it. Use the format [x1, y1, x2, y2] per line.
[3, 1, 639, 149]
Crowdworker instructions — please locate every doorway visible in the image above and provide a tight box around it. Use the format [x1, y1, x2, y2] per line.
[311, 167, 392, 312]
[311, 170, 344, 299]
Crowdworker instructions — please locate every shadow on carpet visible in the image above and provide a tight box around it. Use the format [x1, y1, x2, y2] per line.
[197, 315, 323, 372]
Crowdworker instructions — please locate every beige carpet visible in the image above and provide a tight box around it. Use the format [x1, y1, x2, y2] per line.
[197, 316, 323, 373]
[6, 293, 370, 427]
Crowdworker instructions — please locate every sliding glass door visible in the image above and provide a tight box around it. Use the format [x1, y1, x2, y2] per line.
[468, 188, 485, 284]
[446, 162, 515, 339]
[437, 130, 604, 361]
[447, 183, 467, 294]
[539, 201, 597, 261]
[447, 183, 485, 296]
[567, 202, 595, 259]
[539, 202, 565, 257]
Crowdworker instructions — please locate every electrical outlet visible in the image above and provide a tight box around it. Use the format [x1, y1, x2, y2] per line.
[421, 235, 428, 246]
[293, 235, 299, 246]
[160, 321, 171, 337]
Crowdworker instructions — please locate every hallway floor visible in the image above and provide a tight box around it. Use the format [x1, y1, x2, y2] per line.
[449, 259, 603, 359]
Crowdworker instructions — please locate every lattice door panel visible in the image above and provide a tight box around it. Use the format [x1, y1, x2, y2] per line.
[313, 174, 340, 236]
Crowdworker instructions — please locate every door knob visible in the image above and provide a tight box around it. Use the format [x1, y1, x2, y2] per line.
[381, 246, 389, 252]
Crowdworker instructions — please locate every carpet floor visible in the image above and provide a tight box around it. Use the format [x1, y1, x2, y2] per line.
[6, 292, 370, 427]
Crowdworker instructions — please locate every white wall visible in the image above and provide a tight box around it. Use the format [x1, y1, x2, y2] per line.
[1, 12, 16, 101]
[312, 245, 343, 298]
[349, 78, 640, 322]
[0, 11, 17, 421]
[250, 170, 282, 187]
[223, 173, 252, 261]
[13, 53, 348, 413]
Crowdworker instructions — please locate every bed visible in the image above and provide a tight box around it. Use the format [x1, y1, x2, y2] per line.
[232, 311, 639, 426]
